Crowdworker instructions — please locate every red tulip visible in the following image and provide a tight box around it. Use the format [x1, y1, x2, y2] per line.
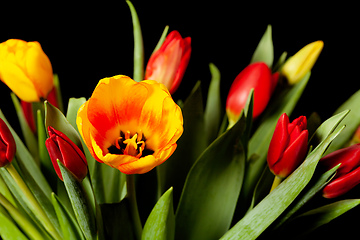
[267, 113, 308, 178]
[145, 30, 191, 94]
[45, 126, 87, 181]
[226, 62, 278, 124]
[320, 144, 360, 198]
[0, 118, 16, 167]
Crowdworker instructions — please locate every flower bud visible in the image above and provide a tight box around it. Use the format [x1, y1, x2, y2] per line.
[226, 62, 278, 125]
[267, 113, 308, 178]
[0, 118, 16, 167]
[0, 39, 53, 102]
[45, 126, 87, 181]
[320, 144, 360, 198]
[145, 30, 191, 94]
[281, 40, 324, 85]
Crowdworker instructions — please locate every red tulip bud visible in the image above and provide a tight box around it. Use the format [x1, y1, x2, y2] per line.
[45, 126, 87, 181]
[320, 144, 360, 198]
[145, 30, 191, 94]
[267, 113, 308, 178]
[226, 62, 278, 125]
[0, 118, 16, 167]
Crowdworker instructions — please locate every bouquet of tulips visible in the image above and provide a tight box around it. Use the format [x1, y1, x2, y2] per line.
[1, 1, 360, 240]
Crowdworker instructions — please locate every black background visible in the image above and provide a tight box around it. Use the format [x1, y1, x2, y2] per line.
[1, 1, 360, 239]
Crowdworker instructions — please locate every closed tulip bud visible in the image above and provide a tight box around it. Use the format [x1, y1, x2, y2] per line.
[0, 118, 16, 167]
[45, 126, 87, 181]
[267, 113, 308, 178]
[320, 144, 360, 198]
[145, 30, 191, 94]
[0, 39, 53, 102]
[281, 40, 324, 85]
[226, 62, 278, 125]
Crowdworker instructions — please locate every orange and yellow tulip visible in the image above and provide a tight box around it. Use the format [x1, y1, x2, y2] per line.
[76, 75, 183, 174]
[0, 39, 53, 102]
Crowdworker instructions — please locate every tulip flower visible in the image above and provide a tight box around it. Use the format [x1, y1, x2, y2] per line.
[76, 75, 183, 175]
[226, 62, 278, 125]
[145, 30, 191, 94]
[281, 40, 324, 85]
[267, 113, 308, 178]
[320, 144, 360, 198]
[0, 39, 53, 102]
[45, 126, 88, 181]
[0, 118, 16, 167]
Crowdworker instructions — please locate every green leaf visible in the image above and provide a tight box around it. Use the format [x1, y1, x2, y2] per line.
[45, 101, 83, 150]
[242, 72, 310, 204]
[51, 193, 85, 240]
[0, 210, 28, 240]
[280, 199, 360, 238]
[66, 97, 86, 131]
[58, 161, 97, 240]
[273, 51, 287, 72]
[142, 187, 174, 240]
[175, 111, 247, 240]
[127, 0, 144, 82]
[151, 25, 169, 55]
[204, 63, 222, 144]
[53, 74, 64, 113]
[157, 81, 207, 204]
[220, 124, 344, 240]
[250, 25, 273, 67]
[326, 89, 360, 153]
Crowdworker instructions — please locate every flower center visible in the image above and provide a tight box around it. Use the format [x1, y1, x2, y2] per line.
[108, 130, 154, 158]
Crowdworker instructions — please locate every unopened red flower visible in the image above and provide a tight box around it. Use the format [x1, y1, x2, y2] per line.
[226, 62, 278, 125]
[145, 30, 191, 94]
[267, 113, 308, 178]
[320, 144, 360, 198]
[0, 118, 16, 167]
[45, 126, 87, 181]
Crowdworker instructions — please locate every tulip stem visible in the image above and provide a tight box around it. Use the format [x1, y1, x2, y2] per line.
[5, 163, 62, 240]
[126, 174, 142, 240]
[270, 175, 283, 192]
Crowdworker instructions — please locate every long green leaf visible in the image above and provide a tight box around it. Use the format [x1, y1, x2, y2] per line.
[220, 124, 344, 240]
[175, 111, 247, 240]
[126, 0, 144, 82]
[0, 210, 28, 240]
[250, 24, 273, 67]
[66, 97, 86, 131]
[142, 187, 174, 240]
[58, 161, 97, 240]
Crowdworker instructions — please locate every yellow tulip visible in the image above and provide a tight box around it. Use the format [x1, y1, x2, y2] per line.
[282, 40, 324, 85]
[76, 75, 183, 174]
[0, 39, 53, 102]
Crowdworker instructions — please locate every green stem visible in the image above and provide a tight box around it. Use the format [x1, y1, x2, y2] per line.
[5, 163, 62, 240]
[126, 174, 142, 240]
[270, 175, 283, 192]
[0, 192, 45, 240]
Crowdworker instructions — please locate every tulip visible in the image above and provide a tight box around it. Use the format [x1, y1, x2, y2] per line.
[226, 62, 278, 125]
[320, 144, 360, 198]
[45, 126, 87, 181]
[0, 118, 16, 167]
[267, 113, 308, 178]
[76, 75, 183, 174]
[0, 39, 53, 102]
[145, 30, 191, 94]
[281, 40, 324, 85]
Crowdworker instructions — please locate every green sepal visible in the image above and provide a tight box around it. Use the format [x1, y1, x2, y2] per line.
[44, 101, 83, 151]
[175, 108, 248, 240]
[58, 160, 97, 240]
[220, 118, 345, 240]
[142, 187, 175, 240]
[250, 25, 273, 68]
[204, 63, 222, 144]
[126, 0, 144, 82]
[51, 192, 85, 240]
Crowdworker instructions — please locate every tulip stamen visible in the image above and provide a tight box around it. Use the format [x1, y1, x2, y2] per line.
[110, 130, 153, 158]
